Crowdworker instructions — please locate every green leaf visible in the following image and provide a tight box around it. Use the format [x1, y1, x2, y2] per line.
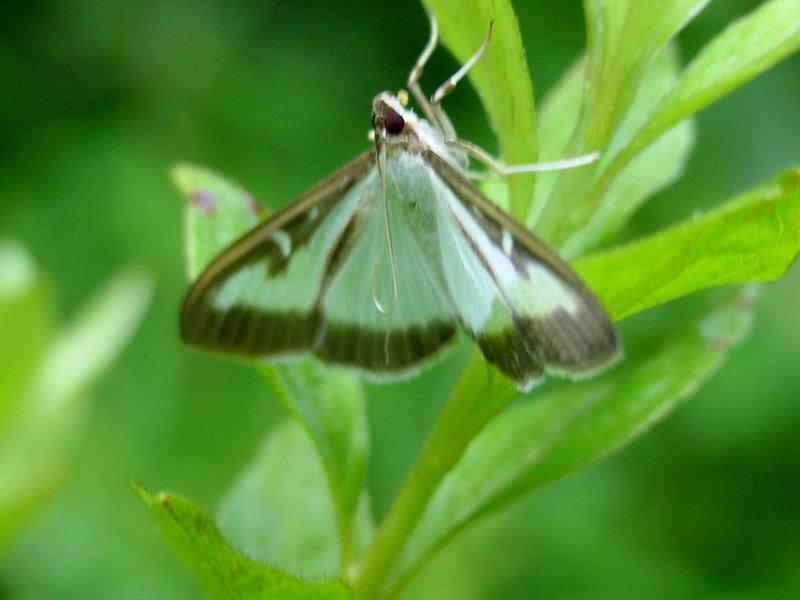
[132, 481, 354, 600]
[171, 162, 262, 279]
[390, 287, 756, 596]
[564, 125, 695, 259]
[534, 45, 696, 257]
[260, 364, 370, 570]
[530, 57, 585, 224]
[218, 420, 372, 579]
[173, 165, 371, 572]
[579, 0, 710, 149]
[575, 167, 800, 321]
[0, 241, 55, 432]
[536, 0, 710, 246]
[633, 0, 800, 161]
[29, 269, 152, 406]
[576, 62, 694, 257]
[422, 0, 537, 220]
[588, 0, 800, 230]
[0, 268, 151, 548]
[561, 44, 695, 257]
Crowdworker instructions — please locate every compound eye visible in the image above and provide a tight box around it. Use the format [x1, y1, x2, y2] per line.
[384, 109, 405, 135]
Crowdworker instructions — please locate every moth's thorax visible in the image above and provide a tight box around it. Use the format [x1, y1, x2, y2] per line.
[386, 153, 439, 211]
[371, 91, 467, 170]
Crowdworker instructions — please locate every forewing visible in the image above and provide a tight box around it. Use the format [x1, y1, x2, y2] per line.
[180, 151, 373, 356]
[424, 151, 620, 390]
[315, 166, 457, 375]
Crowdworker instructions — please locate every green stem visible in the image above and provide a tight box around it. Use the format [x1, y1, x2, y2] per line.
[353, 353, 518, 599]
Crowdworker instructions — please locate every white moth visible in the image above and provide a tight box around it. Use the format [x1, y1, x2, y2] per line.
[181, 16, 620, 391]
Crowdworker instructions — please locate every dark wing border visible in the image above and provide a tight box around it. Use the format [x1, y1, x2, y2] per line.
[180, 149, 374, 352]
[422, 149, 620, 386]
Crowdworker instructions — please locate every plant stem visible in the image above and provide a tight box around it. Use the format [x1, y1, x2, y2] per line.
[353, 353, 518, 599]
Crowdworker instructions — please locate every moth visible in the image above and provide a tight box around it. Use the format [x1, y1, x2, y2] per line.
[181, 16, 620, 391]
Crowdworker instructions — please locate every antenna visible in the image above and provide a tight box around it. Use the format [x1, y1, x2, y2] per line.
[371, 138, 399, 317]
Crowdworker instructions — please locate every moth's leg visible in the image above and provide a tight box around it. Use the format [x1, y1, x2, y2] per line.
[431, 21, 493, 105]
[407, 10, 441, 127]
[464, 170, 493, 181]
[450, 138, 600, 178]
[425, 21, 492, 140]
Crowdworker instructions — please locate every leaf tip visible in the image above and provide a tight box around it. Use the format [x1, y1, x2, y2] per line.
[129, 479, 152, 505]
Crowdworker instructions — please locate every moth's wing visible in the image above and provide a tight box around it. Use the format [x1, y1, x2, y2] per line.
[180, 150, 374, 357]
[423, 151, 620, 391]
[314, 167, 457, 376]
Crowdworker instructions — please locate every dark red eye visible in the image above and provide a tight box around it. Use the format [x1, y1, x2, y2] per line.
[384, 109, 405, 135]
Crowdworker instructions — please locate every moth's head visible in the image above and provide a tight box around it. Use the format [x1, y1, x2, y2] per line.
[370, 90, 456, 162]
[371, 91, 417, 139]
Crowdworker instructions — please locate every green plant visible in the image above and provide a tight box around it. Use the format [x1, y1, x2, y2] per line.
[0, 241, 151, 550]
[134, 1, 800, 598]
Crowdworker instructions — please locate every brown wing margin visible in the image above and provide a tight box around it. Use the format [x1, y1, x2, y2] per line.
[180, 149, 375, 354]
[422, 149, 621, 386]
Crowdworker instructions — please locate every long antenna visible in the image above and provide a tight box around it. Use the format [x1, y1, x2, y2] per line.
[371, 137, 399, 316]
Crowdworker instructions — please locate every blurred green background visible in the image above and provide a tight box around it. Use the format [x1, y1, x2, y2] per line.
[1, 1, 799, 598]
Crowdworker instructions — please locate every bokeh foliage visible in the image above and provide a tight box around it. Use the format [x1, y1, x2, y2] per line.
[1, 1, 799, 599]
